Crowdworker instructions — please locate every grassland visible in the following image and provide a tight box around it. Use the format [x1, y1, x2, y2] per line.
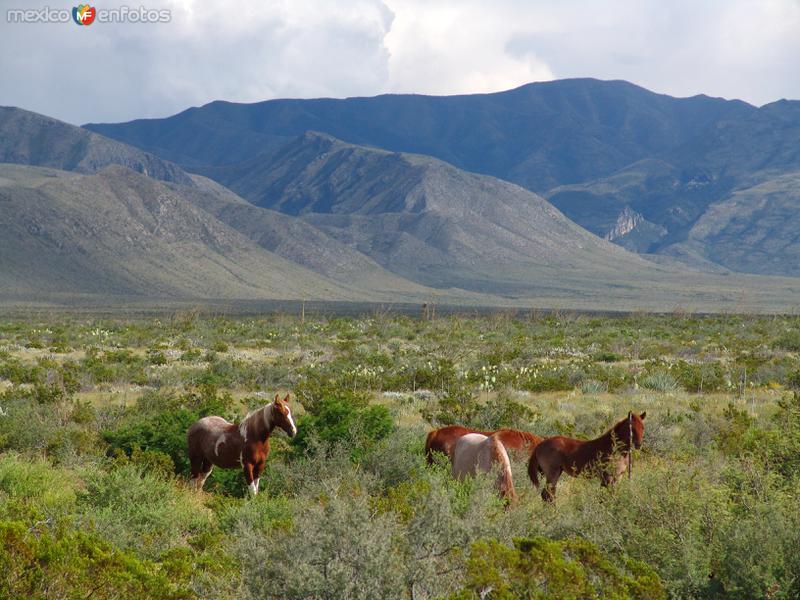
[1, 311, 799, 598]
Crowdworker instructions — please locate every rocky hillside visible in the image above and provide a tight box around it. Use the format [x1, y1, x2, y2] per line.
[0, 106, 192, 185]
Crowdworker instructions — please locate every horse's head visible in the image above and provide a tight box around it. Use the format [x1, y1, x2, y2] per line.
[613, 411, 646, 450]
[272, 393, 297, 438]
[628, 411, 646, 449]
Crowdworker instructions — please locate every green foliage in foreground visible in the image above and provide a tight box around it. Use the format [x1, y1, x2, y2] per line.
[447, 536, 664, 600]
[0, 520, 195, 600]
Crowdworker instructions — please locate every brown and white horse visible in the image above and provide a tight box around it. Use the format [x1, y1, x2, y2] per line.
[451, 432, 517, 504]
[425, 425, 542, 465]
[528, 411, 645, 501]
[187, 393, 297, 495]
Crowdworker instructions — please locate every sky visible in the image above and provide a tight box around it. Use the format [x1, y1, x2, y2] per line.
[1, 0, 799, 125]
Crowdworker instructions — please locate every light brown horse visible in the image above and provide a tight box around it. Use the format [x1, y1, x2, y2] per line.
[425, 425, 542, 465]
[451, 432, 517, 504]
[187, 393, 296, 495]
[528, 412, 646, 502]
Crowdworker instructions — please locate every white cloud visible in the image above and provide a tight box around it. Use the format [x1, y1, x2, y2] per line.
[0, 0, 798, 124]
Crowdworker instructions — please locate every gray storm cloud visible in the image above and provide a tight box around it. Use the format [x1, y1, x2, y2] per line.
[1, 0, 798, 125]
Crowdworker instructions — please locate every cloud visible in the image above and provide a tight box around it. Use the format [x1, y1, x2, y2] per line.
[0, 0, 798, 125]
[0, 0, 395, 124]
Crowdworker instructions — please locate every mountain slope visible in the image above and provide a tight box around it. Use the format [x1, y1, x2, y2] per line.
[0, 106, 192, 185]
[662, 172, 800, 276]
[203, 132, 692, 295]
[0, 163, 412, 301]
[85, 78, 754, 192]
[186, 174, 435, 292]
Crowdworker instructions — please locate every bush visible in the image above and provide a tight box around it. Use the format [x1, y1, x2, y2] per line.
[447, 536, 664, 599]
[670, 360, 725, 393]
[292, 396, 395, 462]
[234, 482, 406, 600]
[774, 330, 800, 352]
[641, 371, 682, 393]
[0, 520, 195, 599]
[421, 387, 536, 430]
[78, 463, 214, 558]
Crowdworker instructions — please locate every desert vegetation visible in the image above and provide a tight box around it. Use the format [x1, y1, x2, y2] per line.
[1, 310, 799, 598]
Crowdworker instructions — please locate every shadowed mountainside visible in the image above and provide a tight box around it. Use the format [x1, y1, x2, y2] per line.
[85, 78, 755, 192]
[0, 106, 192, 185]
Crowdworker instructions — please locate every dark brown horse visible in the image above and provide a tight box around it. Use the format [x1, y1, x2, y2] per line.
[425, 425, 542, 465]
[187, 393, 296, 495]
[528, 411, 646, 501]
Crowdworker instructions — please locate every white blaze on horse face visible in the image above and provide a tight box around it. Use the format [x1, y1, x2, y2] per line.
[286, 407, 297, 436]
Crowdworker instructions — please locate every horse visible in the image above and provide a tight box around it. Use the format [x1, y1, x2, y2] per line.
[187, 393, 297, 495]
[528, 411, 646, 502]
[451, 432, 517, 504]
[425, 425, 542, 465]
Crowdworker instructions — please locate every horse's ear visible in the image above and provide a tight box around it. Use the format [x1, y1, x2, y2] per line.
[274, 393, 281, 404]
[283, 393, 290, 403]
[640, 411, 646, 420]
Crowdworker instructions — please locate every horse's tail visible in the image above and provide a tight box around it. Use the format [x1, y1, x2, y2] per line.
[490, 434, 517, 505]
[424, 430, 437, 466]
[528, 445, 541, 488]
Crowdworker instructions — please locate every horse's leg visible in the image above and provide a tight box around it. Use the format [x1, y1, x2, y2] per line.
[541, 465, 561, 502]
[251, 459, 266, 495]
[196, 461, 213, 490]
[600, 455, 628, 487]
[189, 453, 212, 490]
[243, 461, 257, 496]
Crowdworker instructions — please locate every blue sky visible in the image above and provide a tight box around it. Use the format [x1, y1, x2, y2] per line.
[1, 0, 799, 124]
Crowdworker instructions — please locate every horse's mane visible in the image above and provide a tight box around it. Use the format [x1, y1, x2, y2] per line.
[239, 402, 273, 441]
[514, 430, 540, 443]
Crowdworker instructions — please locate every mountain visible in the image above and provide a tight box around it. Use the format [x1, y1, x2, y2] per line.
[662, 172, 800, 277]
[0, 106, 192, 185]
[199, 131, 666, 293]
[85, 79, 800, 277]
[84, 78, 755, 192]
[195, 130, 800, 312]
[4, 93, 800, 311]
[0, 163, 432, 302]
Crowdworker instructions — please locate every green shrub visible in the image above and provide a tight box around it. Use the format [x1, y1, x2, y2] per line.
[421, 387, 535, 430]
[211, 340, 229, 353]
[0, 454, 78, 521]
[670, 360, 725, 392]
[595, 350, 622, 363]
[147, 349, 168, 366]
[447, 536, 664, 600]
[78, 463, 214, 558]
[774, 330, 800, 352]
[234, 482, 406, 600]
[0, 520, 195, 599]
[641, 371, 682, 393]
[293, 396, 395, 462]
